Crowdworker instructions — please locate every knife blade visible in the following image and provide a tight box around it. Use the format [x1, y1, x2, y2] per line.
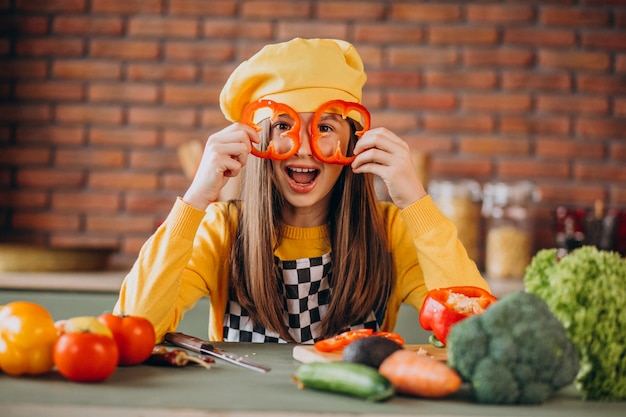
[164, 332, 271, 373]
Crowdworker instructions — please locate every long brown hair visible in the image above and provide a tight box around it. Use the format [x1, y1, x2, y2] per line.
[228, 119, 395, 341]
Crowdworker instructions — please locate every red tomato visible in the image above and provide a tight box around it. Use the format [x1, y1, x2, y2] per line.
[54, 332, 118, 382]
[97, 313, 156, 366]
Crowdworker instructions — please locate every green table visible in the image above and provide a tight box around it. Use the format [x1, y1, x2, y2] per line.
[1, 290, 623, 417]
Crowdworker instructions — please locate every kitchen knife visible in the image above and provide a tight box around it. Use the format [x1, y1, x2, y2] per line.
[164, 332, 271, 373]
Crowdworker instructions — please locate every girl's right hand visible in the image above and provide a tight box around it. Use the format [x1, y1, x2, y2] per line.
[182, 123, 259, 210]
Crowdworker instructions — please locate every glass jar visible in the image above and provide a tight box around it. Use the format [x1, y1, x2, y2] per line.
[429, 179, 482, 266]
[482, 181, 539, 281]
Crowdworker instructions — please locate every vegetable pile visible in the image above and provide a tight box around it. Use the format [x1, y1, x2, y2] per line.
[523, 246, 626, 401]
[446, 291, 579, 404]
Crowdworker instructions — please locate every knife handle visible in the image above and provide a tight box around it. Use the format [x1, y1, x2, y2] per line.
[164, 332, 213, 352]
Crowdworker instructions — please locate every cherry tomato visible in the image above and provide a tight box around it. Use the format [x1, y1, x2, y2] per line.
[97, 313, 156, 366]
[54, 331, 118, 382]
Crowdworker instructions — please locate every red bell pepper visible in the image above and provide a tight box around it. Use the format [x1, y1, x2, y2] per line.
[419, 286, 497, 347]
[309, 100, 370, 165]
[313, 329, 405, 352]
[241, 99, 301, 161]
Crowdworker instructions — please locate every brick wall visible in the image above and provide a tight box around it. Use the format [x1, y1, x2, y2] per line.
[1, 0, 625, 269]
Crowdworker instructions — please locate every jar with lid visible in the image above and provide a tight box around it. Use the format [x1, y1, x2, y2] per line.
[482, 181, 539, 280]
[429, 179, 482, 266]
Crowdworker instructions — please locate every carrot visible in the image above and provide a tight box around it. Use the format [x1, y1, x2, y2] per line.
[378, 349, 462, 398]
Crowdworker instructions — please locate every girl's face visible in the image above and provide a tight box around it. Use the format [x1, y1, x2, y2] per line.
[270, 111, 352, 224]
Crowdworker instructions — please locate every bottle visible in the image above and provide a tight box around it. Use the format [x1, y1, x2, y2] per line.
[429, 180, 482, 266]
[482, 181, 539, 281]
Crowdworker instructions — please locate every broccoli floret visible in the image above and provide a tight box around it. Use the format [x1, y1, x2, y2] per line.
[446, 291, 579, 404]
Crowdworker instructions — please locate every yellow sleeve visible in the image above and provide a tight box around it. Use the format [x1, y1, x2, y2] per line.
[381, 196, 490, 332]
[114, 198, 233, 342]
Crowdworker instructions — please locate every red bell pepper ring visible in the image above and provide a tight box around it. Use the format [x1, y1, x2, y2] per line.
[309, 100, 371, 165]
[419, 286, 497, 347]
[313, 328, 405, 352]
[241, 99, 301, 161]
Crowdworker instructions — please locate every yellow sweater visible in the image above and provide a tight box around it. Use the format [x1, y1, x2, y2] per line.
[114, 195, 490, 342]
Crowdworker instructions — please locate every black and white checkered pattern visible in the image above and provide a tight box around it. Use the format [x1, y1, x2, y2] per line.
[222, 253, 380, 343]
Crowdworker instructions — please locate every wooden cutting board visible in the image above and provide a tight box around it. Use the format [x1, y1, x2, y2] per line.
[293, 344, 447, 363]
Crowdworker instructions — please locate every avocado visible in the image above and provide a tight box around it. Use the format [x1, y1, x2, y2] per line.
[342, 336, 403, 369]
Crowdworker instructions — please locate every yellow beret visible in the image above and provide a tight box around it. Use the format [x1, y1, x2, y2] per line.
[219, 38, 367, 122]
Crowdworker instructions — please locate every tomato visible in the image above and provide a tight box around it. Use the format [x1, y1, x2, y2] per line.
[54, 332, 118, 382]
[98, 313, 156, 366]
[53, 316, 118, 382]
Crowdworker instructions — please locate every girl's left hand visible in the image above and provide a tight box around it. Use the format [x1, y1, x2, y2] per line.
[351, 127, 427, 209]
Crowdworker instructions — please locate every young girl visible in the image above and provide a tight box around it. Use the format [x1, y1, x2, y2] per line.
[113, 38, 490, 343]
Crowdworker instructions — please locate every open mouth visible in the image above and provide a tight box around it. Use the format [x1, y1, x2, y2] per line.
[286, 166, 319, 186]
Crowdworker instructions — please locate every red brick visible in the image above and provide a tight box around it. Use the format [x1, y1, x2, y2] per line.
[162, 172, 190, 191]
[50, 234, 120, 250]
[538, 184, 605, 206]
[53, 16, 123, 35]
[0, 104, 51, 122]
[576, 118, 626, 139]
[168, 0, 236, 16]
[582, 31, 626, 50]
[387, 92, 456, 111]
[504, 28, 575, 47]
[128, 107, 197, 128]
[199, 109, 231, 129]
[500, 116, 570, 135]
[609, 186, 626, 207]
[466, 5, 535, 23]
[17, 168, 85, 188]
[464, 94, 532, 112]
[15, 38, 85, 57]
[574, 163, 626, 182]
[88, 172, 158, 190]
[90, 39, 160, 60]
[16, 125, 85, 145]
[89, 127, 159, 147]
[403, 133, 454, 153]
[354, 24, 424, 44]
[128, 17, 199, 38]
[91, 0, 161, 14]
[55, 149, 125, 168]
[202, 20, 272, 39]
[458, 136, 531, 155]
[53, 60, 121, 80]
[86, 214, 156, 233]
[0, 16, 49, 34]
[429, 157, 493, 178]
[499, 159, 570, 179]
[538, 50, 610, 71]
[162, 85, 220, 106]
[51, 191, 120, 212]
[164, 41, 233, 62]
[388, 47, 458, 68]
[0, 146, 51, 165]
[464, 49, 534, 67]
[366, 70, 421, 88]
[424, 70, 497, 90]
[241, 1, 311, 18]
[129, 149, 180, 171]
[55, 104, 123, 125]
[15, 81, 84, 101]
[610, 143, 626, 160]
[537, 95, 608, 114]
[502, 71, 571, 91]
[162, 128, 206, 148]
[12, 212, 80, 232]
[127, 63, 198, 81]
[354, 45, 383, 68]
[369, 111, 419, 132]
[317, 2, 385, 20]
[276, 22, 348, 42]
[0, 190, 48, 209]
[423, 114, 494, 133]
[88, 83, 159, 103]
[615, 98, 626, 117]
[535, 137, 606, 159]
[0, 59, 47, 78]
[617, 54, 626, 73]
[15, 0, 86, 12]
[125, 192, 177, 213]
[429, 27, 498, 45]
[540, 7, 609, 27]
[577, 74, 626, 94]
[390, 4, 461, 22]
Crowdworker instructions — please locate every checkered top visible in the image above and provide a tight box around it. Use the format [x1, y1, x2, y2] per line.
[223, 253, 380, 343]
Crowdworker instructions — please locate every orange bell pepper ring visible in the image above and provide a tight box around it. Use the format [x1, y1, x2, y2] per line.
[309, 100, 371, 165]
[241, 99, 301, 161]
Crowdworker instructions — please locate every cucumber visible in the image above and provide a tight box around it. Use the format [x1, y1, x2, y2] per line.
[294, 362, 394, 402]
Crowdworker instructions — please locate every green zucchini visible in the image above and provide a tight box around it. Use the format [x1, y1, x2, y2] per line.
[294, 362, 394, 402]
